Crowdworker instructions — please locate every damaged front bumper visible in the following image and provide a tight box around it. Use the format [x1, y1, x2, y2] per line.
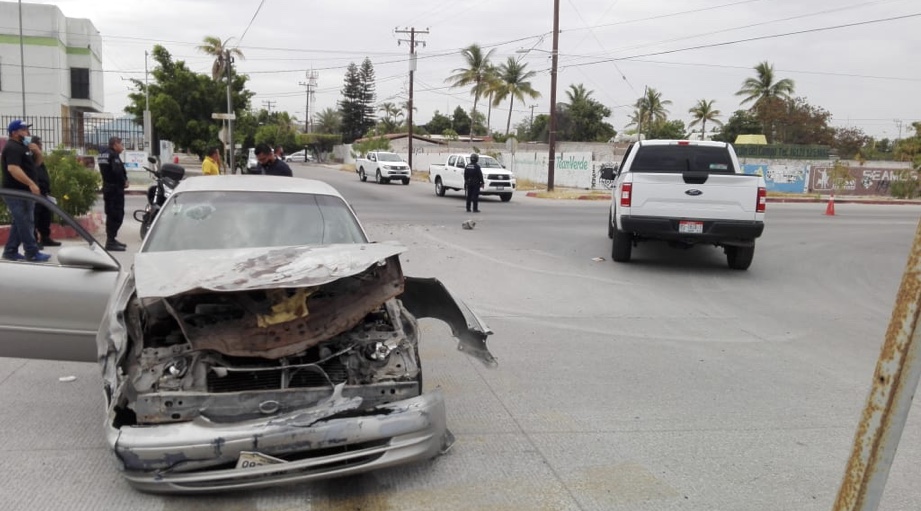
[112, 390, 449, 493]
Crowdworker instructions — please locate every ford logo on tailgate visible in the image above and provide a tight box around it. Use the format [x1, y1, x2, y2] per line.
[685, 189, 703, 196]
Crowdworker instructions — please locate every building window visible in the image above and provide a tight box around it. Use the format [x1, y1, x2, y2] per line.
[71, 68, 90, 99]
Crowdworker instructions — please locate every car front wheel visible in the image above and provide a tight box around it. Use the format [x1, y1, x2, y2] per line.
[435, 178, 445, 196]
[359, 168, 367, 182]
[402, 178, 410, 185]
[500, 193, 512, 202]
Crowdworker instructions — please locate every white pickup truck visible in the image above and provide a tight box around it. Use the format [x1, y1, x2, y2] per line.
[356, 151, 411, 185]
[602, 140, 766, 270]
[429, 153, 516, 202]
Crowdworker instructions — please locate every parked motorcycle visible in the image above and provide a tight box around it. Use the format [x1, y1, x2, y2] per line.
[132, 156, 185, 239]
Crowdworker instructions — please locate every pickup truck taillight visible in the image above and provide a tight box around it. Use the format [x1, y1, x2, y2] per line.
[620, 182, 633, 208]
[756, 187, 766, 213]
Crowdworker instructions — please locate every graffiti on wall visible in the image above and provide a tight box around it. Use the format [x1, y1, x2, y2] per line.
[809, 166, 912, 196]
[741, 164, 808, 193]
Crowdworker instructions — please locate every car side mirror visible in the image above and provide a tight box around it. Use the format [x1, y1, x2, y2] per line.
[147, 156, 157, 164]
[57, 245, 120, 271]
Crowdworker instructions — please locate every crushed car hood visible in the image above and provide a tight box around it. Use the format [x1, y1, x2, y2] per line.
[134, 243, 406, 299]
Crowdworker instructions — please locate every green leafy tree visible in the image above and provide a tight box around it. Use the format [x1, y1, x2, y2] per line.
[445, 44, 496, 140]
[832, 127, 870, 160]
[339, 63, 365, 143]
[688, 99, 722, 139]
[197, 35, 244, 81]
[125, 45, 254, 157]
[442, 128, 459, 140]
[647, 120, 687, 140]
[314, 108, 342, 134]
[351, 136, 392, 157]
[297, 133, 341, 162]
[359, 58, 377, 136]
[452, 106, 472, 136]
[772, 97, 834, 146]
[557, 84, 616, 142]
[425, 110, 453, 135]
[736, 61, 795, 142]
[895, 122, 921, 168]
[712, 110, 763, 143]
[491, 57, 541, 136]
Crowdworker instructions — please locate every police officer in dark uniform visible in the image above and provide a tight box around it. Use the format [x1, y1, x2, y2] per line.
[97, 136, 128, 251]
[464, 153, 484, 213]
[30, 136, 61, 248]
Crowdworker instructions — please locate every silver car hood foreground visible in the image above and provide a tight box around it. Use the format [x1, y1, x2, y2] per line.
[134, 243, 406, 298]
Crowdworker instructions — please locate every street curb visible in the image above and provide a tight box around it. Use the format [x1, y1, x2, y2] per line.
[523, 191, 921, 205]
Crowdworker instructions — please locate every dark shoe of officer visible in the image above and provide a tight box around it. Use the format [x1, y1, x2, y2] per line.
[105, 239, 127, 252]
[41, 238, 62, 247]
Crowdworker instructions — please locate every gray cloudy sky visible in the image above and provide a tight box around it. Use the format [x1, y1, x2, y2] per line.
[35, 0, 921, 138]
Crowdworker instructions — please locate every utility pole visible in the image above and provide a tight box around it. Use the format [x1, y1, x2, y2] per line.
[299, 69, 318, 133]
[547, 0, 560, 191]
[396, 26, 429, 173]
[262, 100, 276, 114]
[18, 0, 26, 117]
[144, 50, 152, 154]
[529, 104, 537, 126]
[222, 49, 235, 172]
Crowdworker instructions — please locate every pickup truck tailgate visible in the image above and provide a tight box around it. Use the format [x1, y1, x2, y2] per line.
[629, 173, 762, 221]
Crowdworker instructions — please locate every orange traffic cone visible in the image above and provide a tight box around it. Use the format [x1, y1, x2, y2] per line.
[824, 192, 835, 216]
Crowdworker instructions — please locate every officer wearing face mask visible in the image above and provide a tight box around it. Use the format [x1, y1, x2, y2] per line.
[1, 120, 50, 262]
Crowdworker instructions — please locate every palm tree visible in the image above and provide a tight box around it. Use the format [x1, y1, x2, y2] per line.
[378, 102, 403, 132]
[197, 36, 245, 81]
[445, 44, 496, 140]
[315, 108, 341, 134]
[735, 61, 794, 141]
[688, 99, 723, 140]
[491, 58, 541, 136]
[627, 88, 671, 138]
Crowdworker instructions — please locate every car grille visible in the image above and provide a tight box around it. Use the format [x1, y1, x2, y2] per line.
[487, 174, 510, 180]
[207, 358, 349, 393]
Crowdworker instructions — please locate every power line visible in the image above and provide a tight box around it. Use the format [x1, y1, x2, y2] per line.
[560, 12, 921, 70]
[237, 0, 267, 46]
[623, 58, 921, 83]
[564, 0, 766, 32]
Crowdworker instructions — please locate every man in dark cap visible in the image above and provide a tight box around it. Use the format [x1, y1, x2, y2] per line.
[97, 136, 128, 251]
[1, 120, 50, 261]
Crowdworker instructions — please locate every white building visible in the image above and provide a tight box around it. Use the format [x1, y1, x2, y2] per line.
[0, 1, 103, 148]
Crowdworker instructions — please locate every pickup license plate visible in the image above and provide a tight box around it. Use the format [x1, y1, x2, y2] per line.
[496, 186, 505, 190]
[236, 451, 285, 470]
[679, 221, 704, 234]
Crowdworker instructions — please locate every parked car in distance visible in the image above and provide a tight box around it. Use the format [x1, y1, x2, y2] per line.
[246, 147, 258, 173]
[429, 153, 516, 202]
[0, 177, 496, 493]
[355, 151, 411, 185]
[285, 149, 315, 163]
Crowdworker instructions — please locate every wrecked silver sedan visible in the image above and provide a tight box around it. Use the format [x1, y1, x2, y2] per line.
[2, 177, 495, 493]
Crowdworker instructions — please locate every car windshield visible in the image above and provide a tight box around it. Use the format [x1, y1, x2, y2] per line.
[478, 156, 503, 168]
[377, 153, 403, 162]
[144, 191, 367, 252]
[630, 145, 735, 173]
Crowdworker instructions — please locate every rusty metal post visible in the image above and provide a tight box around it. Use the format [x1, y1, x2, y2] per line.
[833, 218, 921, 511]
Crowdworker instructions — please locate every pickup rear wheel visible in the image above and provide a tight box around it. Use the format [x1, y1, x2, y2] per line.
[726, 244, 755, 270]
[611, 229, 632, 262]
[402, 178, 410, 185]
[358, 167, 367, 182]
[435, 177, 446, 196]
[500, 193, 512, 202]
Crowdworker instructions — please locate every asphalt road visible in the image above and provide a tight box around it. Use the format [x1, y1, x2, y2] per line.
[3, 163, 921, 510]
